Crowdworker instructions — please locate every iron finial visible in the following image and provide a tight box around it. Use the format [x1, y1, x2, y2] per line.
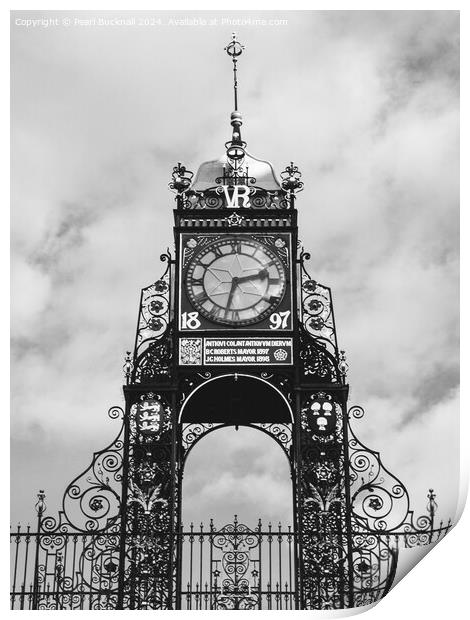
[225, 33, 245, 150]
[35, 490, 46, 517]
[281, 162, 304, 194]
[169, 162, 193, 195]
[225, 32, 244, 112]
[338, 350, 349, 383]
[123, 351, 133, 385]
[427, 489, 438, 517]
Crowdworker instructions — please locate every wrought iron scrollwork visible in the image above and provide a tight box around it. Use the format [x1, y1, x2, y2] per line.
[298, 251, 341, 385]
[347, 405, 448, 538]
[181, 421, 292, 463]
[10, 406, 125, 609]
[253, 422, 292, 458]
[299, 392, 349, 609]
[346, 404, 452, 606]
[211, 518, 260, 610]
[119, 392, 177, 609]
[178, 371, 212, 408]
[299, 251, 338, 356]
[299, 327, 340, 383]
[182, 422, 218, 455]
[41, 406, 125, 534]
[181, 186, 290, 210]
[350, 532, 398, 607]
[259, 372, 293, 404]
[134, 332, 172, 383]
[132, 252, 173, 384]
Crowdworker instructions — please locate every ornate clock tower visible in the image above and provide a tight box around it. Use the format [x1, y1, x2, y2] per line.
[11, 34, 450, 612]
[123, 34, 365, 609]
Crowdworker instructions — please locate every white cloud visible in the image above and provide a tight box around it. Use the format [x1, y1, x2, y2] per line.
[11, 258, 52, 338]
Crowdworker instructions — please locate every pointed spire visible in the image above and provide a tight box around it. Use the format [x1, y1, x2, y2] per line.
[225, 32, 244, 112]
[225, 33, 245, 149]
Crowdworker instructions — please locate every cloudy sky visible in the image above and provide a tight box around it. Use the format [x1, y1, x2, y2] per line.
[11, 8, 459, 572]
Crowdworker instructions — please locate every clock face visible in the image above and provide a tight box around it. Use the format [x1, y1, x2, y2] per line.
[185, 236, 287, 326]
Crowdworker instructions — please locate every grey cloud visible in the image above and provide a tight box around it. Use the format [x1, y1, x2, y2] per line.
[401, 365, 460, 426]
[31, 203, 93, 272]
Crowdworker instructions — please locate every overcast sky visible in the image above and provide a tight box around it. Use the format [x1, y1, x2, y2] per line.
[11, 9, 459, 577]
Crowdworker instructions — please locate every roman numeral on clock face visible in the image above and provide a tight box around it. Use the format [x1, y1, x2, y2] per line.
[224, 309, 241, 322]
[263, 295, 280, 304]
[231, 239, 242, 253]
[194, 291, 210, 303]
[208, 305, 224, 319]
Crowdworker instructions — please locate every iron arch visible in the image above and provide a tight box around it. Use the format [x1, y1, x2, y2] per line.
[178, 373, 294, 424]
[181, 421, 293, 468]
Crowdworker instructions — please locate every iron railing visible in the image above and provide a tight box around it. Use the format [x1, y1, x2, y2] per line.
[179, 519, 296, 610]
[10, 515, 452, 610]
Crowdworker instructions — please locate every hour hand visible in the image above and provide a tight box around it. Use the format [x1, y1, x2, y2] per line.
[225, 278, 239, 315]
[236, 269, 268, 284]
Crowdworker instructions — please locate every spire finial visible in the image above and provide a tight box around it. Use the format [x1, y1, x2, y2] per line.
[224, 33, 245, 156]
[224, 32, 244, 112]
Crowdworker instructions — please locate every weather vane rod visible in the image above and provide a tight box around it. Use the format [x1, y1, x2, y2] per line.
[225, 33, 244, 112]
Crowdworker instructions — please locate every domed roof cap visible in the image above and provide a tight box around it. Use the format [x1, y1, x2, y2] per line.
[190, 151, 282, 193]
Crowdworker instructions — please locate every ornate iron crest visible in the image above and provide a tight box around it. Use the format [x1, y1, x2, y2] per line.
[135, 398, 166, 436]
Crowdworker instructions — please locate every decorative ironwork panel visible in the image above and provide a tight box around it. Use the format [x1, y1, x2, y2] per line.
[183, 186, 290, 211]
[299, 327, 341, 383]
[181, 421, 292, 463]
[10, 527, 122, 610]
[180, 517, 296, 610]
[299, 252, 338, 356]
[121, 392, 177, 609]
[347, 405, 451, 540]
[43, 405, 124, 535]
[132, 253, 173, 383]
[10, 406, 125, 610]
[298, 392, 350, 609]
[346, 404, 452, 607]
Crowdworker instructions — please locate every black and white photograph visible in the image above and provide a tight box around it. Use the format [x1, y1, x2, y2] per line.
[10, 8, 461, 613]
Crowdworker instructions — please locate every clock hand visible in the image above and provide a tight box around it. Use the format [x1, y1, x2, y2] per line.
[225, 278, 239, 316]
[235, 269, 269, 284]
[224, 270, 270, 315]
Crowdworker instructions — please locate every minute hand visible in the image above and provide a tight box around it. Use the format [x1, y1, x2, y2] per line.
[236, 269, 269, 284]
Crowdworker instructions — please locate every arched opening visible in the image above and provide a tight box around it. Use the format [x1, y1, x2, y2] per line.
[179, 374, 292, 424]
[180, 373, 294, 524]
[180, 425, 295, 609]
[178, 375, 296, 609]
[182, 425, 293, 525]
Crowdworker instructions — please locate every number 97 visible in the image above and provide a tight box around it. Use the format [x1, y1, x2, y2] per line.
[269, 311, 291, 330]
